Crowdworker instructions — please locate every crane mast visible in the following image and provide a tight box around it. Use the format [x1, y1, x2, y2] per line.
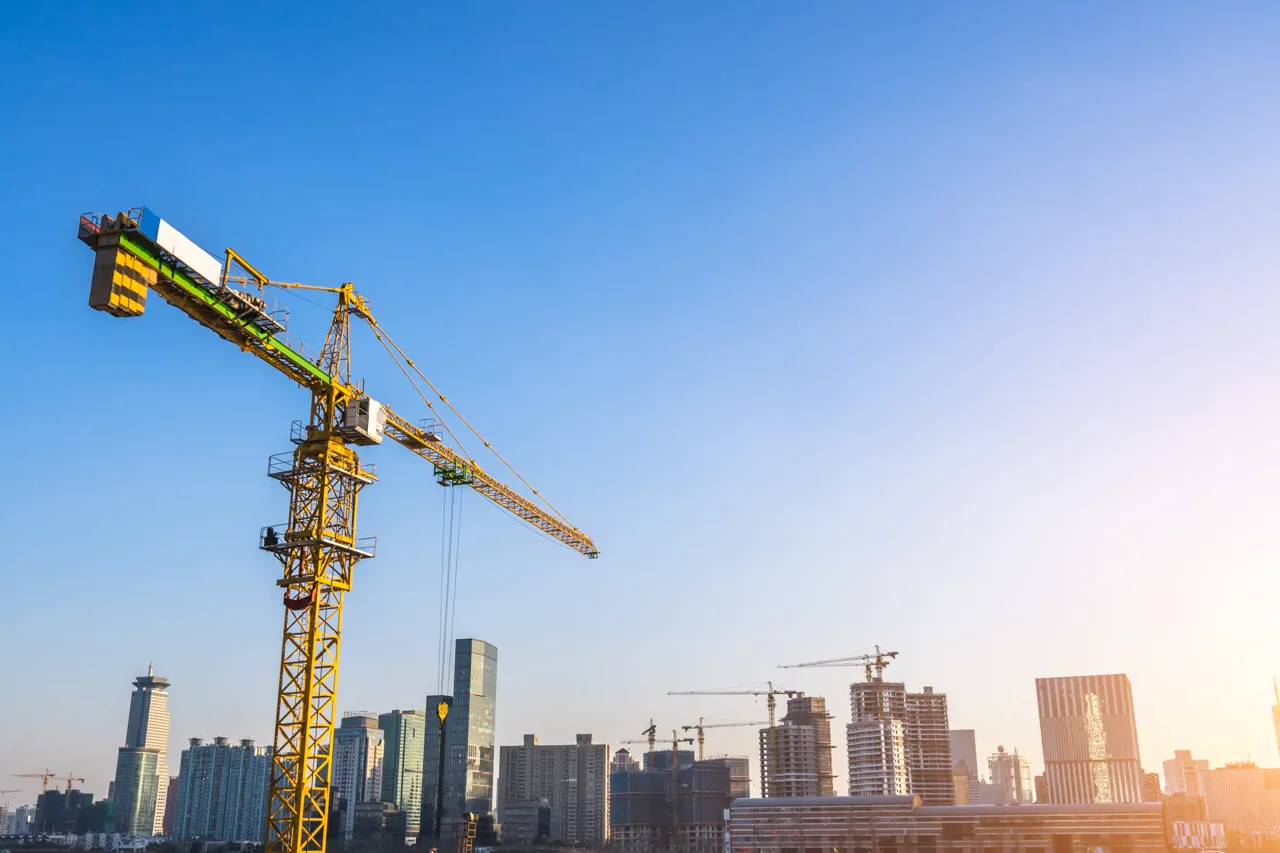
[78, 208, 597, 853]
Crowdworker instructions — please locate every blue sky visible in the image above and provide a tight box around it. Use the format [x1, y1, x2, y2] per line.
[3, 3, 1280, 803]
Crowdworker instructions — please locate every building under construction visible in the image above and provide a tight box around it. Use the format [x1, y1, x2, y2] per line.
[759, 695, 835, 797]
[610, 749, 733, 853]
[848, 679, 955, 805]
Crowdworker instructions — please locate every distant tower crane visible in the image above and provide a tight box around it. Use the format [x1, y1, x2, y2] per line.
[11, 771, 56, 794]
[62, 774, 85, 807]
[668, 730, 695, 853]
[76, 208, 598, 853]
[667, 682, 801, 729]
[681, 719, 769, 761]
[668, 682, 801, 801]
[779, 645, 899, 682]
[641, 718, 658, 765]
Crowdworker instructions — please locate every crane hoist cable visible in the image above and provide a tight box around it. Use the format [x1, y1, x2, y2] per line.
[437, 485, 464, 694]
[365, 317, 575, 526]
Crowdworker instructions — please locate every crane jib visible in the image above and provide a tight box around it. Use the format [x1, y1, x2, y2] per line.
[115, 233, 332, 386]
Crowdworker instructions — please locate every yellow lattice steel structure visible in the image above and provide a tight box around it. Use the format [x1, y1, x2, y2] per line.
[77, 209, 598, 853]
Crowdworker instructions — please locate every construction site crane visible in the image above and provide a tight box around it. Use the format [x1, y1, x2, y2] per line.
[641, 718, 658, 764]
[681, 719, 769, 761]
[667, 730, 696, 853]
[77, 208, 598, 853]
[779, 644, 899, 683]
[61, 775, 85, 807]
[668, 682, 801, 729]
[11, 771, 56, 793]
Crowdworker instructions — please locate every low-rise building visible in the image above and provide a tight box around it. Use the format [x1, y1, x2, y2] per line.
[729, 796, 1167, 853]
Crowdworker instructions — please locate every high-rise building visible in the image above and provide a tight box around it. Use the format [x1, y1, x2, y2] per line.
[425, 638, 498, 841]
[761, 695, 835, 797]
[162, 776, 179, 835]
[704, 756, 751, 800]
[948, 730, 980, 805]
[1201, 763, 1280, 835]
[847, 680, 954, 803]
[1034, 774, 1048, 804]
[172, 737, 271, 842]
[611, 750, 731, 853]
[497, 733, 610, 845]
[8, 804, 38, 834]
[848, 680, 909, 797]
[987, 746, 1034, 805]
[333, 714, 385, 840]
[379, 709, 426, 840]
[111, 666, 170, 835]
[1164, 750, 1209, 798]
[1036, 674, 1144, 804]
[906, 688, 954, 805]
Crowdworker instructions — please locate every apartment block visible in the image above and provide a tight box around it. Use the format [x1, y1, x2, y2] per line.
[497, 733, 610, 845]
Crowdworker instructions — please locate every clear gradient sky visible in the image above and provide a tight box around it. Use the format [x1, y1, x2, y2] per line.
[2, 2, 1279, 804]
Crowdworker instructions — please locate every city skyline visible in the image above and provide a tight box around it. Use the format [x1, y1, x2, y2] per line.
[5, 1, 1280, 815]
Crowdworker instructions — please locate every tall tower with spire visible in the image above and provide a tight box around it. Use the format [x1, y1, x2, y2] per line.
[1271, 677, 1280, 761]
[111, 666, 171, 835]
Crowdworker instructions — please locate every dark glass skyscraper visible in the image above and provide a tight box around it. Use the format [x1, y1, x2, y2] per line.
[423, 638, 497, 839]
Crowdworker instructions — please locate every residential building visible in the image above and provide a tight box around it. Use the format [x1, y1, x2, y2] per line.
[332, 713, 385, 840]
[111, 666, 170, 835]
[848, 718, 909, 796]
[171, 737, 271, 842]
[379, 709, 426, 840]
[1036, 674, 1144, 804]
[502, 799, 552, 844]
[612, 749, 641, 774]
[705, 755, 751, 801]
[8, 804, 38, 834]
[949, 730, 980, 805]
[425, 638, 498, 842]
[35, 789, 94, 833]
[1165, 750, 1209, 798]
[781, 695, 835, 795]
[497, 733, 610, 845]
[761, 696, 834, 797]
[161, 776, 178, 835]
[847, 679, 954, 803]
[906, 688, 955, 805]
[988, 746, 1034, 805]
[729, 796, 1168, 853]
[1200, 762, 1280, 835]
[1141, 772, 1161, 803]
[611, 750, 732, 853]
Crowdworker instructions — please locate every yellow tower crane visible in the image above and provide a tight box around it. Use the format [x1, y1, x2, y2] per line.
[681, 719, 769, 761]
[779, 644, 899, 682]
[11, 771, 56, 794]
[76, 208, 598, 853]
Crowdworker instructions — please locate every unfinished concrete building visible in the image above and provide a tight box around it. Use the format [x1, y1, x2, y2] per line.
[760, 695, 835, 797]
[847, 680, 955, 804]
